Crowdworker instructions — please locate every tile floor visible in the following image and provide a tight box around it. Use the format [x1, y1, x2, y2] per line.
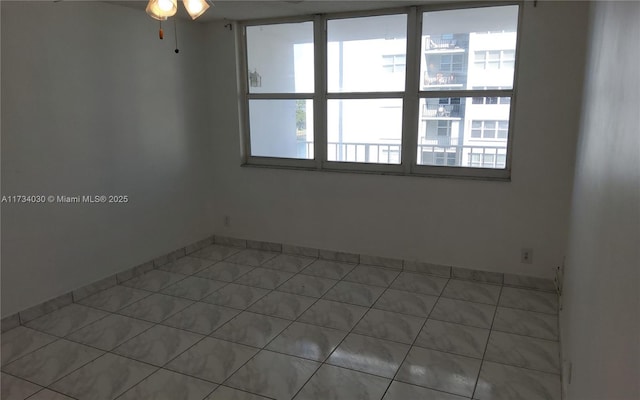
[1, 245, 561, 400]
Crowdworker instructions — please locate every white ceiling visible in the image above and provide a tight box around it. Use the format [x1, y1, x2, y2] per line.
[110, 0, 441, 22]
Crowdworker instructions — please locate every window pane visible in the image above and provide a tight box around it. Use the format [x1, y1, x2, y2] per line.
[447, 153, 457, 166]
[421, 5, 519, 91]
[483, 129, 496, 139]
[418, 98, 509, 169]
[328, 99, 402, 164]
[328, 15, 407, 92]
[498, 121, 509, 139]
[487, 60, 500, 70]
[249, 99, 314, 159]
[470, 154, 481, 167]
[483, 154, 495, 167]
[437, 120, 451, 136]
[246, 22, 314, 94]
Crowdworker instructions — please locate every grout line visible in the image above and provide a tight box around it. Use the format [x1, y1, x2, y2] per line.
[477, 359, 562, 376]
[6, 253, 561, 399]
[493, 303, 559, 316]
[7, 237, 553, 329]
[43, 351, 113, 395]
[111, 369, 220, 400]
[488, 326, 560, 342]
[375, 279, 419, 399]
[207, 385, 278, 400]
[139, 255, 324, 393]
[379, 272, 444, 399]
[24, 386, 81, 400]
[286, 269, 383, 400]
[2, 252, 272, 398]
[11, 279, 556, 377]
[215, 263, 344, 394]
[108, 252, 259, 374]
[471, 284, 503, 399]
[8, 253, 251, 388]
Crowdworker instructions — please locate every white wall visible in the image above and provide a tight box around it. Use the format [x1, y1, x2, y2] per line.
[560, 2, 640, 399]
[1, 2, 214, 317]
[206, 2, 590, 279]
[0, 1, 595, 318]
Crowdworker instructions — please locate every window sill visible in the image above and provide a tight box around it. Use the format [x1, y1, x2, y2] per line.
[241, 159, 511, 182]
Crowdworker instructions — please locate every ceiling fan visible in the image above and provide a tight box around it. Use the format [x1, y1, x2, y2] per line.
[145, 0, 212, 20]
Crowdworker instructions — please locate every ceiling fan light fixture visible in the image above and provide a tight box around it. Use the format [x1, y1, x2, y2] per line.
[145, 0, 178, 20]
[183, 0, 210, 20]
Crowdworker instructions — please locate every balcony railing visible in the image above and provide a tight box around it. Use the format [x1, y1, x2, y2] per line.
[422, 103, 462, 118]
[423, 72, 467, 87]
[421, 137, 453, 147]
[418, 144, 507, 168]
[424, 36, 469, 51]
[424, 73, 458, 86]
[328, 142, 401, 164]
[297, 141, 507, 168]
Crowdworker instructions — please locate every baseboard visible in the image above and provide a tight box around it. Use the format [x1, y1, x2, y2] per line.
[1, 233, 555, 331]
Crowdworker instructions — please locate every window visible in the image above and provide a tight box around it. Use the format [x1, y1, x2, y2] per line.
[327, 14, 406, 164]
[439, 54, 464, 72]
[474, 50, 516, 70]
[470, 120, 509, 139]
[241, 3, 520, 179]
[437, 121, 451, 137]
[245, 22, 314, 160]
[382, 54, 406, 73]
[469, 153, 507, 168]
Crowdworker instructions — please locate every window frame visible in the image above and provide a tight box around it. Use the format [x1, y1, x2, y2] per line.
[238, 1, 523, 180]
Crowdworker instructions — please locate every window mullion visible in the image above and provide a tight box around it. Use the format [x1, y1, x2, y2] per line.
[315, 15, 327, 169]
[237, 23, 251, 162]
[402, 7, 420, 174]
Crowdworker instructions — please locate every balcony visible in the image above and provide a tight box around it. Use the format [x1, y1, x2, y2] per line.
[424, 35, 469, 52]
[424, 72, 456, 86]
[421, 136, 453, 147]
[423, 72, 466, 88]
[418, 144, 507, 168]
[422, 103, 462, 118]
[328, 142, 401, 164]
[297, 142, 400, 164]
[296, 141, 507, 168]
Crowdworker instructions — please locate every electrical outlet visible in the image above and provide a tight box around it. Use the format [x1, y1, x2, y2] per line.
[521, 248, 533, 264]
[223, 215, 231, 228]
